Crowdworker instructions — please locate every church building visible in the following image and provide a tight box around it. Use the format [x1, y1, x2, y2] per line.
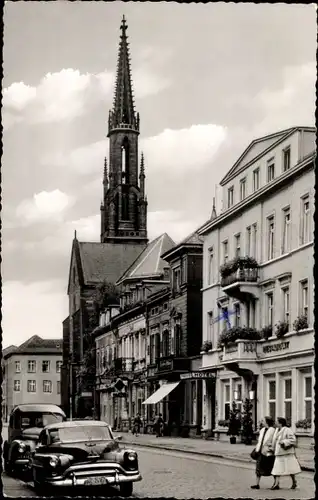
[61, 17, 149, 417]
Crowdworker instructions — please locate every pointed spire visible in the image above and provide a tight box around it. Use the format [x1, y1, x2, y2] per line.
[74, 230, 77, 240]
[140, 152, 145, 175]
[211, 197, 217, 220]
[108, 16, 138, 134]
[103, 157, 108, 182]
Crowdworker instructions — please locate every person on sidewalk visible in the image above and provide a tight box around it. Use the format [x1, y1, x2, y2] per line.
[270, 417, 301, 490]
[154, 413, 164, 437]
[251, 416, 276, 489]
[132, 414, 142, 436]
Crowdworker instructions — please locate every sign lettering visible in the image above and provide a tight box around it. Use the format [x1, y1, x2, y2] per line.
[263, 341, 290, 354]
[180, 371, 216, 380]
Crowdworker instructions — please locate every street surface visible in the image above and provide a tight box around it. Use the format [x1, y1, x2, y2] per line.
[2, 445, 314, 498]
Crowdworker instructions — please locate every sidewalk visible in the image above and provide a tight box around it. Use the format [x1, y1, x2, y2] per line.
[120, 432, 315, 472]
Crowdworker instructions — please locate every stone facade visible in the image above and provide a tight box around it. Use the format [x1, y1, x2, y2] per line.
[199, 127, 315, 445]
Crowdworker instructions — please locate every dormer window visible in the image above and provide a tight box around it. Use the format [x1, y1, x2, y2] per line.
[172, 267, 181, 293]
[283, 147, 291, 172]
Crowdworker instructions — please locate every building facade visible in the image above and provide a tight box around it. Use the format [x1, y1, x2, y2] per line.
[198, 126, 315, 444]
[3, 336, 62, 420]
[62, 16, 149, 418]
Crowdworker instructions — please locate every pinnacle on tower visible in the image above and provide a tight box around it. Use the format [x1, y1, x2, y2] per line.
[108, 16, 138, 134]
[211, 197, 217, 220]
[140, 152, 145, 174]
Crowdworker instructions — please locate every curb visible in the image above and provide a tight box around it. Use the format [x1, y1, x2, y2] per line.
[122, 439, 314, 473]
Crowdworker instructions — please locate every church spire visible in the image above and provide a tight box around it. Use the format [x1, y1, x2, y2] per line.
[108, 15, 139, 135]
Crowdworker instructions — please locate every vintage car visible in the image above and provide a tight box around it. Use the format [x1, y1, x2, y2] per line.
[31, 420, 142, 496]
[3, 403, 66, 476]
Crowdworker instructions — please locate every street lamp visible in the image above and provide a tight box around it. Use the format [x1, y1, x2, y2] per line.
[233, 390, 239, 401]
[249, 390, 255, 400]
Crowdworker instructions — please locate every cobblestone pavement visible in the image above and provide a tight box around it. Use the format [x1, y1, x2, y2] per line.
[2, 447, 314, 499]
[119, 432, 315, 472]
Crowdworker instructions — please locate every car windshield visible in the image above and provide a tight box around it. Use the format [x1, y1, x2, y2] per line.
[20, 412, 64, 429]
[49, 425, 113, 443]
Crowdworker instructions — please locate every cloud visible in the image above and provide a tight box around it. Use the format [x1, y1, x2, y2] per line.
[2, 280, 67, 347]
[148, 210, 202, 243]
[44, 124, 227, 176]
[3, 64, 172, 130]
[16, 189, 74, 225]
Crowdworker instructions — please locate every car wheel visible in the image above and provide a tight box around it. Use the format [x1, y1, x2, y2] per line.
[119, 482, 133, 497]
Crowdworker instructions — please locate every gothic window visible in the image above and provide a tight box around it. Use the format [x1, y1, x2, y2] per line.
[121, 138, 129, 184]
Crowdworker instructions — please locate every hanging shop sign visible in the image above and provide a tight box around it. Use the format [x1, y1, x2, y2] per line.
[180, 371, 216, 380]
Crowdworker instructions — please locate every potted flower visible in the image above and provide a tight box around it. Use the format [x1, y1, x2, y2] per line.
[201, 340, 212, 352]
[293, 315, 309, 332]
[275, 321, 289, 339]
[260, 325, 273, 340]
[241, 398, 254, 445]
[227, 401, 241, 444]
[295, 419, 311, 431]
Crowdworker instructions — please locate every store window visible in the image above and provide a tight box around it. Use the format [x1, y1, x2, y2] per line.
[224, 383, 230, 420]
[268, 379, 276, 421]
[283, 378, 292, 426]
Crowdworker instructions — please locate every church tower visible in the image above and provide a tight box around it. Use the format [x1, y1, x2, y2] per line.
[101, 16, 148, 245]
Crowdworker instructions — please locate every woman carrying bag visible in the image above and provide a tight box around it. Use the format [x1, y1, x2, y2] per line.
[250, 416, 276, 489]
[270, 417, 301, 490]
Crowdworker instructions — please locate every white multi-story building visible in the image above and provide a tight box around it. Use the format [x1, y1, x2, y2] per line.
[198, 126, 315, 445]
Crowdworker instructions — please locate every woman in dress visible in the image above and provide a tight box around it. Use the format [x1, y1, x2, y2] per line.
[271, 417, 301, 490]
[251, 416, 276, 489]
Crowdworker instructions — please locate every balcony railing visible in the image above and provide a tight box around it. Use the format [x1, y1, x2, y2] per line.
[221, 268, 258, 288]
[114, 357, 134, 373]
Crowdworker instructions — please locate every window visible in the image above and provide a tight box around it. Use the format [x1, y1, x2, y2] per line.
[222, 240, 229, 263]
[224, 383, 230, 420]
[228, 186, 234, 208]
[234, 303, 241, 327]
[266, 291, 274, 328]
[268, 379, 276, 420]
[27, 380, 36, 393]
[282, 207, 291, 254]
[56, 361, 62, 373]
[252, 223, 257, 259]
[15, 361, 21, 373]
[182, 258, 187, 284]
[234, 234, 241, 257]
[283, 378, 292, 426]
[42, 360, 50, 373]
[14, 380, 21, 392]
[28, 360, 36, 373]
[304, 375, 312, 421]
[283, 147, 291, 172]
[246, 226, 251, 255]
[240, 178, 246, 201]
[253, 168, 260, 192]
[267, 216, 275, 260]
[282, 287, 290, 327]
[267, 159, 275, 182]
[301, 196, 310, 244]
[234, 381, 243, 413]
[222, 306, 230, 331]
[43, 380, 52, 393]
[300, 280, 309, 319]
[175, 323, 181, 356]
[208, 247, 214, 285]
[207, 312, 214, 343]
[172, 267, 181, 294]
[162, 329, 170, 357]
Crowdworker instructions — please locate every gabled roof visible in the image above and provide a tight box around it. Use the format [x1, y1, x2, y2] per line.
[220, 126, 315, 186]
[3, 345, 17, 357]
[4, 336, 62, 358]
[116, 233, 175, 284]
[161, 229, 204, 261]
[67, 236, 146, 293]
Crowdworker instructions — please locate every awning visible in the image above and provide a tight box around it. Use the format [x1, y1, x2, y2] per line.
[142, 381, 180, 405]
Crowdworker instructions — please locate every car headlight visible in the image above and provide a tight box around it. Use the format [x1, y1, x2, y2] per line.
[49, 456, 60, 468]
[18, 443, 27, 454]
[126, 451, 137, 461]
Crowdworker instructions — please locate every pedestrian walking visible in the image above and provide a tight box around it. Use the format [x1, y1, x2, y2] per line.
[132, 414, 142, 436]
[270, 417, 301, 490]
[250, 416, 276, 489]
[154, 413, 164, 437]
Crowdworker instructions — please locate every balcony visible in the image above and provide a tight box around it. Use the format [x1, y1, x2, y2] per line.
[220, 257, 260, 301]
[156, 355, 190, 374]
[220, 329, 314, 377]
[114, 357, 134, 375]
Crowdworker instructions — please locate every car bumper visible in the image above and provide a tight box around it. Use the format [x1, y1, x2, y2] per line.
[14, 458, 31, 467]
[44, 472, 142, 488]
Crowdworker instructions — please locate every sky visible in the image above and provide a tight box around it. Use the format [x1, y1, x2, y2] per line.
[2, 2, 316, 348]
